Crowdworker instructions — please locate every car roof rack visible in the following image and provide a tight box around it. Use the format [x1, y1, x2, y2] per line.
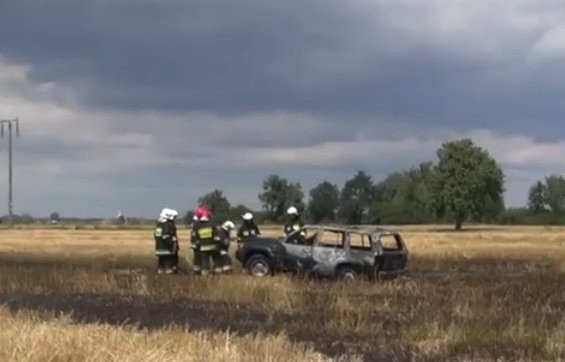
[303, 224, 392, 234]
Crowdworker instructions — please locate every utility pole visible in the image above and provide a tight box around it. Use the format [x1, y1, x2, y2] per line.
[1, 118, 19, 225]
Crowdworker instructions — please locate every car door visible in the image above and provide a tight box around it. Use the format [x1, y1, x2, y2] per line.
[376, 233, 408, 273]
[347, 232, 376, 269]
[280, 226, 318, 270]
[310, 229, 347, 277]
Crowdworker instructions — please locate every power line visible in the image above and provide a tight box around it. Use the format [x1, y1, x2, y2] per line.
[1, 118, 20, 225]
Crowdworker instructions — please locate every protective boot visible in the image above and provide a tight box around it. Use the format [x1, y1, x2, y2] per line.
[192, 248, 202, 274]
[220, 248, 232, 272]
[200, 251, 211, 275]
[157, 256, 165, 274]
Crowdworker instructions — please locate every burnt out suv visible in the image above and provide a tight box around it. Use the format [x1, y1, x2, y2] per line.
[235, 225, 408, 281]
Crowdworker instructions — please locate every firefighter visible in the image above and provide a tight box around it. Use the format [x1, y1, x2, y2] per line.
[237, 212, 261, 241]
[190, 206, 205, 274]
[218, 220, 235, 272]
[283, 206, 306, 244]
[154, 208, 179, 274]
[192, 207, 222, 275]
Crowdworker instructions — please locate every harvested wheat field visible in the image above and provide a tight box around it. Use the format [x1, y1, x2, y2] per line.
[0, 225, 564, 361]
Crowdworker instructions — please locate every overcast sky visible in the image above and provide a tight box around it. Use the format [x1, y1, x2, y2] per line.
[1, 1, 565, 218]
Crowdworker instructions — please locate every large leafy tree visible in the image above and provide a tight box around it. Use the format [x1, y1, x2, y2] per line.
[372, 162, 435, 224]
[542, 175, 565, 213]
[307, 181, 339, 223]
[527, 180, 546, 213]
[337, 170, 375, 224]
[430, 139, 504, 230]
[258, 174, 304, 222]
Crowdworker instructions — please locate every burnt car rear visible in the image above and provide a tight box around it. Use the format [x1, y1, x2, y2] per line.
[372, 230, 409, 278]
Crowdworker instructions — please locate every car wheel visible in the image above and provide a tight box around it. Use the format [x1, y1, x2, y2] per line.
[337, 266, 357, 281]
[245, 255, 271, 277]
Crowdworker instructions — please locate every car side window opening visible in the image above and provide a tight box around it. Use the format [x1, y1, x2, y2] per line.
[284, 227, 315, 246]
[302, 228, 318, 245]
[349, 232, 371, 250]
[317, 230, 344, 248]
[380, 234, 402, 250]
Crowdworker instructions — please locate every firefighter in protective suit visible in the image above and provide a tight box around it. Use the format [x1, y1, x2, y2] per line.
[237, 212, 261, 241]
[192, 207, 221, 275]
[190, 208, 203, 273]
[283, 206, 306, 244]
[154, 208, 179, 274]
[218, 220, 235, 272]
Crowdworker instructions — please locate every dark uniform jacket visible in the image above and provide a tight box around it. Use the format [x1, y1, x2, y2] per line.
[190, 222, 198, 248]
[284, 219, 305, 243]
[154, 220, 178, 255]
[193, 221, 220, 251]
[218, 227, 231, 248]
[237, 221, 261, 240]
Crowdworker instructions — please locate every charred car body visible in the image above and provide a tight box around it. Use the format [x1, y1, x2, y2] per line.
[235, 225, 408, 280]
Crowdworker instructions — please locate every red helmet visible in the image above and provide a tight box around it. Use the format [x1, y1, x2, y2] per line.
[194, 206, 212, 221]
[199, 207, 212, 221]
[194, 206, 205, 220]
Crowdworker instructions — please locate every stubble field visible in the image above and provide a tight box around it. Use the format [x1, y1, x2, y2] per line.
[0, 225, 564, 361]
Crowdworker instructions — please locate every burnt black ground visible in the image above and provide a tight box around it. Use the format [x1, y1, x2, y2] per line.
[0, 291, 405, 362]
[1, 250, 561, 361]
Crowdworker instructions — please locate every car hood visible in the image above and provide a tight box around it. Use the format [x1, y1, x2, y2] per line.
[241, 237, 283, 248]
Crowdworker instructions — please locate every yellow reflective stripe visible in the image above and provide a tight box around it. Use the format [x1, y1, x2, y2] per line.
[154, 227, 162, 237]
[292, 225, 300, 231]
[200, 245, 217, 251]
[197, 227, 213, 238]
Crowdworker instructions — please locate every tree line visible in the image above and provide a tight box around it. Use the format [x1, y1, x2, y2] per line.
[192, 138, 565, 230]
[5, 138, 565, 229]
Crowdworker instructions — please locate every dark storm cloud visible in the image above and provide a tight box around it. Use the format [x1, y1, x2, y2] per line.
[0, 1, 349, 113]
[1, 0, 563, 136]
[3, 1, 565, 217]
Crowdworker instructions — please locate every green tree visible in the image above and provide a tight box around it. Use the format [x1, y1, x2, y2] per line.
[430, 139, 505, 230]
[372, 162, 435, 224]
[476, 193, 505, 223]
[308, 181, 339, 223]
[258, 174, 304, 222]
[542, 175, 565, 213]
[198, 189, 231, 221]
[337, 170, 375, 224]
[528, 181, 546, 213]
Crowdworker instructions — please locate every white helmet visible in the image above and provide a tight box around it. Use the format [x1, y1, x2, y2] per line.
[159, 208, 177, 221]
[287, 206, 298, 215]
[158, 208, 169, 222]
[242, 212, 253, 220]
[222, 220, 235, 230]
[168, 209, 178, 220]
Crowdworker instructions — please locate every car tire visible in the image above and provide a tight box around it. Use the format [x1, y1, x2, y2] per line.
[337, 266, 357, 281]
[245, 254, 271, 277]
